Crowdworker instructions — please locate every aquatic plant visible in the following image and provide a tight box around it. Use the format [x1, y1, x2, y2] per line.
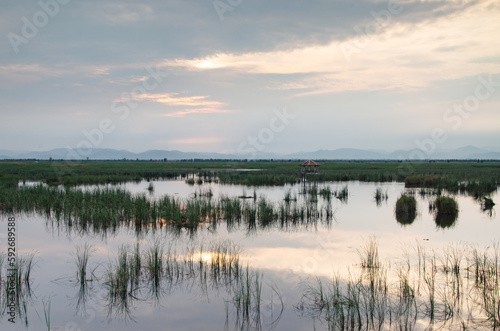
[374, 187, 388, 206]
[432, 196, 459, 229]
[395, 195, 417, 225]
[73, 243, 94, 285]
[358, 237, 380, 269]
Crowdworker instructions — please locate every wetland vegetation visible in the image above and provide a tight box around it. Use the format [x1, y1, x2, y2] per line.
[0, 160, 499, 330]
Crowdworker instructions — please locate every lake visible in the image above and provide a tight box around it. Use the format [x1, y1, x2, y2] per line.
[1, 178, 499, 330]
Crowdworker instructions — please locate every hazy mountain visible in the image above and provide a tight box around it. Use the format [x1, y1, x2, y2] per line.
[286, 148, 383, 160]
[0, 149, 28, 158]
[0, 146, 499, 161]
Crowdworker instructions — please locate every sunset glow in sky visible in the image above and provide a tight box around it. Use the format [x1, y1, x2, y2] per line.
[1, 0, 499, 154]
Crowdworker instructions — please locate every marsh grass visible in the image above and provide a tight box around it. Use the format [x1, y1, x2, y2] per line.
[374, 187, 388, 206]
[395, 195, 417, 225]
[358, 237, 380, 269]
[301, 241, 500, 330]
[0, 185, 336, 235]
[335, 185, 349, 202]
[233, 267, 264, 329]
[482, 197, 495, 212]
[0, 254, 4, 283]
[36, 297, 51, 331]
[104, 245, 139, 319]
[73, 243, 94, 285]
[283, 189, 297, 203]
[432, 196, 459, 229]
[319, 187, 332, 202]
[0, 253, 35, 325]
[145, 241, 164, 294]
[147, 182, 154, 193]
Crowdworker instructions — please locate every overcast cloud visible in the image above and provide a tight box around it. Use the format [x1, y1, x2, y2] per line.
[1, 0, 499, 154]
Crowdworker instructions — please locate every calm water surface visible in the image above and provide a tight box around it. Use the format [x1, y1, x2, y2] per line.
[1, 179, 498, 330]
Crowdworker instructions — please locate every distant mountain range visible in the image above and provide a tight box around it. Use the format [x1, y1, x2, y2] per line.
[1, 146, 499, 161]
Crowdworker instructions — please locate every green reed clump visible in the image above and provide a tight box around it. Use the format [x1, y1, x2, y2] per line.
[217, 173, 298, 186]
[233, 267, 263, 328]
[469, 244, 500, 327]
[104, 245, 141, 318]
[130, 243, 141, 285]
[459, 180, 498, 199]
[482, 197, 495, 210]
[145, 241, 164, 287]
[73, 243, 94, 285]
[301, 270, 391, 331]
[395, 195, 417, 225]
[1, 253, 35, 324]
[434, 196, 459, 215]
[405, 175, 445, 188]
[374, 187, 388, 206]
[258, 198, 275, 226]
[319, 187, 332, 202]
[432, 196, 459, 229]
[283, 189, 296, 203]
[358, 237, 380, 269]
[335, 185, 349, 202]
[0, 184, 338, 235]
[307, 185, 319, 203]
[299, 239, 500, 330]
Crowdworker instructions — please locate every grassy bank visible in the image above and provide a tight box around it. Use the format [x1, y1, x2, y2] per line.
[0, 160, 499, 188]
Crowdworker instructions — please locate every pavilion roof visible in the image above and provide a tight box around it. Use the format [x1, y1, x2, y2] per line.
[300, 160, 320, 166]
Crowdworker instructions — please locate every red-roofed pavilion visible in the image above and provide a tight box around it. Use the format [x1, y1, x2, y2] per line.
[300, 160, 320, 173]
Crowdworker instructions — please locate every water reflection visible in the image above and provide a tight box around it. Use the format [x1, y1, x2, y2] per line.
[396, 210, 417, 226]
[0, 254, 35, 326]
[395, 195, 417, 226]
[480, 197, 495, 217]
[434, 212, 458, 229]
[2, 180, 500, 330]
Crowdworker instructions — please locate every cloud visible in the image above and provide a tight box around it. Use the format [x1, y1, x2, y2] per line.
[117, 92, 231, 118]
[161, 109, 232, 118]
[162, 0, 500, 95]
[138, 93, 226, 107]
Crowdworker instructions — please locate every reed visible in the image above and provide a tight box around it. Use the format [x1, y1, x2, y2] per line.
[104, 245, 139, 319]
[147, 182, 154, 193]
[335, 185, 349, 202]
[358, 237, 380, 269]
[233, 267, 264, 328]
[40, 297, 51, 331]
[482, 197, 495, 211]
[145, 241, 164, 294]
[395, 195, 417, 225]
[73, 243, 94, 285]
[374, 187, 388, 206]
[432, 196, 459, 229]
[1, 253, 35, 325]
[319, 186, 332, 202]
[0, 254, 4, 283]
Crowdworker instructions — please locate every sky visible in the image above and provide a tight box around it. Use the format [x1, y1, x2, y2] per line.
[1, 0, 499, 156]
